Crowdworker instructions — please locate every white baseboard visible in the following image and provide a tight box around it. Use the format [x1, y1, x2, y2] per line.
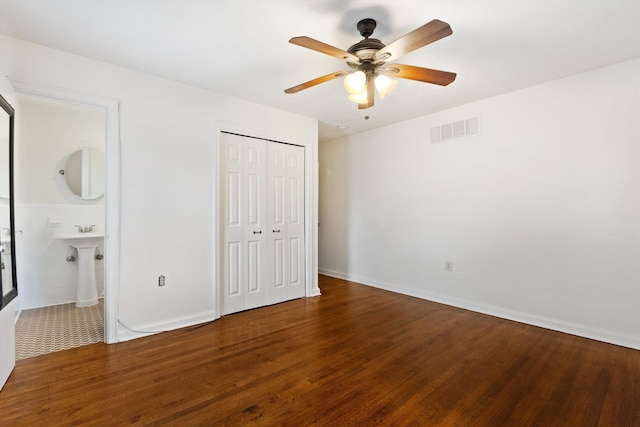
[116, 310, 216, 343]
[318, 270, 640, 351]
[318, 268, 351, 281]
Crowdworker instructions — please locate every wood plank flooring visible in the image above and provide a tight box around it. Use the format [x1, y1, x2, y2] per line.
[1, 275, 639, 425]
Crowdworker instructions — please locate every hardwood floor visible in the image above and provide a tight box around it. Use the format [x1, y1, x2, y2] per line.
[2, 275, 639, 425]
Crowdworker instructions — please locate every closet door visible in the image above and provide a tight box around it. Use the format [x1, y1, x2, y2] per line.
[221, 133, 268, 315]
[267, 143, 305, 304]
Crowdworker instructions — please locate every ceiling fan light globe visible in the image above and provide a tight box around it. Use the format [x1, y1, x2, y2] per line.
[375, 74, 397, 99]
[348, 90, 369, 104]
[344, 71, 366, 94]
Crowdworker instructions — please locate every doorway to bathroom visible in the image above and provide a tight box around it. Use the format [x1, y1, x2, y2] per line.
[13, 93, 105, 358]
[9, 80, 121, 357]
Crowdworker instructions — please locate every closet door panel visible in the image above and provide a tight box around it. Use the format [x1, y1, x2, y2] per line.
[243, 138, 267, 310]
[227, 242, 241, 296]
[267, 143, 289, 304]
[222, 136, 245, 314]
[222, 133, 267, 314]
[273, 239, 285, 288]
[286, 145, 305, 299]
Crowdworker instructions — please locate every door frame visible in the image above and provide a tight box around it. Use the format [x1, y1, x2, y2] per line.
[10, 80, 120, 344]
[215, 125, 319, 318]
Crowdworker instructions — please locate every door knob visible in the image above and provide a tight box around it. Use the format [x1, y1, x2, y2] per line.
[272, 229, 281, 233]
[253, 230, 262, 234]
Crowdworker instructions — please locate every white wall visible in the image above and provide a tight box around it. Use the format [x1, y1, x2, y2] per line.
[16, 204, 105, 309]
[15, 95, 105, 309]
[16, 94, 105, 204]
[319, 58, 640, 349]
[0, 34, 318, 340]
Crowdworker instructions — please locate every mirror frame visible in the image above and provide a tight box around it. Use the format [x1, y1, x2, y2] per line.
[0, 93, 17, 310]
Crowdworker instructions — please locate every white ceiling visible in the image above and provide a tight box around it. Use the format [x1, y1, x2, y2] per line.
[0, 0, 639, 142]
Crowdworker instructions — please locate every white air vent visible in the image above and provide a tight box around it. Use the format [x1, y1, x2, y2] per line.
[465, 117, 479, 136]
[452, 120, 465, 138]
[429, 116, 479, 144]
[441, 123, 452, 141]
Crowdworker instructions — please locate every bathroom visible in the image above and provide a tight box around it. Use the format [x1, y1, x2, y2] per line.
[14, 93, 106, 357]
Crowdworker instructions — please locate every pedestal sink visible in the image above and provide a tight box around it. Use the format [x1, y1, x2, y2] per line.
[55, 232, 104, 307]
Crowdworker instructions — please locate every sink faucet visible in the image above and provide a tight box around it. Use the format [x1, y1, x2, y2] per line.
[74, 225, 97, 233]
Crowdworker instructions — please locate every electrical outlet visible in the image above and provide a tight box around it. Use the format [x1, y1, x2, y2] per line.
[158, 275, 166, 287]
[445, 261, 453, 272]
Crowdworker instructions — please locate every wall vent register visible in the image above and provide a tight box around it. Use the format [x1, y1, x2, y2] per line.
[429, 116, 479, 144]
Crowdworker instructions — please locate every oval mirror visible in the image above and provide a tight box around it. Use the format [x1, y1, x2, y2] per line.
[64, 147, 104, 200]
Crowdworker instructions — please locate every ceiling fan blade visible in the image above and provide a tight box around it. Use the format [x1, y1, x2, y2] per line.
[374, 19, 452, 63]
[383, 64, 456, 86]
[289, 36, 360, 65]
[284, 70, 349, 94]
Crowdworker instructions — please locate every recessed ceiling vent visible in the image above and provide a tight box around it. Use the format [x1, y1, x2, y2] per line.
[430, 116, 479, 144]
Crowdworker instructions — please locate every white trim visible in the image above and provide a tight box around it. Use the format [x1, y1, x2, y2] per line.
[116, 309, 216, 342]
[0, 298, 16, 391]
[318, 268, 350, 281]
[10, 79, 121, 344]
[214, 125, 221, 319]
[318, 269, 640, 351]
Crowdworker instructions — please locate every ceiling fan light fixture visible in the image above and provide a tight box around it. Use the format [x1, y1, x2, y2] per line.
[348, 90, 369, 104]
[285, 18, 456, 109]
[343, 70, 366, 94]
[374, 74, 397, 99]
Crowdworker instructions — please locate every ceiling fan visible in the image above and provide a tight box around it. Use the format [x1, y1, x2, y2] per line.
[284, 18, 457, 110]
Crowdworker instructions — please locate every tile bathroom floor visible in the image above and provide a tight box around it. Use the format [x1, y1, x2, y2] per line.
[15, 299, 104, 360]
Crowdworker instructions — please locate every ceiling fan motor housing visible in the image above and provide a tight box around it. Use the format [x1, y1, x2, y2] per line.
[357, 18, 377, 37]
[347, 38, 385, 62]
[347, 19, 386, 65]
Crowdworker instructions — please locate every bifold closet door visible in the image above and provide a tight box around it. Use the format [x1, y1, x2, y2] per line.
[221, 132, 305, 316]
[267, 143, 305, 305]
[221, 133, 268, 315]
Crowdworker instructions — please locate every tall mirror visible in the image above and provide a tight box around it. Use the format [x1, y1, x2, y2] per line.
[0, 93, 17, 310]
